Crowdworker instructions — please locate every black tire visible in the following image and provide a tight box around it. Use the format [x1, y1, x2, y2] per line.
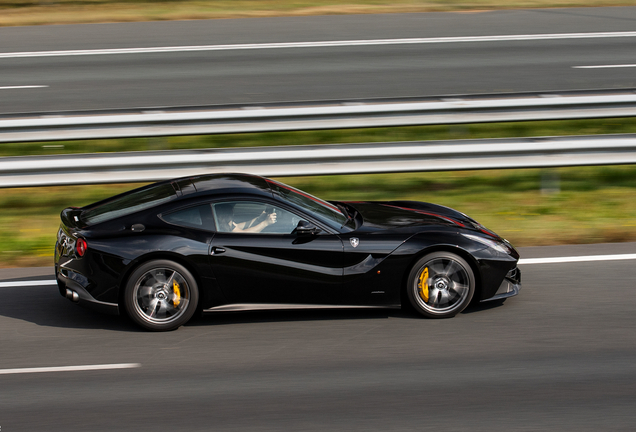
[406, 252, 475, 318]
[124, 260, 199, 331]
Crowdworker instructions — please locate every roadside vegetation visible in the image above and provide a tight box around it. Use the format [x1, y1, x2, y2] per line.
[1, 0, 634, 26]
[1, 117, 635, 268]
[2, 165, 636, 268]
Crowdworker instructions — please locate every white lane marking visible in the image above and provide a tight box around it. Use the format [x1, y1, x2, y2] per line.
[0, 85, 48, 90]
[0, 280, 57, 288]
[518, 253, 636, 265]
[0, 363, 141, 375]
[573, 64, 636, 69]
[1, 32, 636, 59]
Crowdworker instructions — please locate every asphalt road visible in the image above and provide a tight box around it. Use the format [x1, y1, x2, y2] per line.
[1, 242, 635, 431]
[1, 7, 636, 114]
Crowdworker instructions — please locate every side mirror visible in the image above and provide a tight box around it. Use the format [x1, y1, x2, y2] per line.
[293, 220, 321, 236]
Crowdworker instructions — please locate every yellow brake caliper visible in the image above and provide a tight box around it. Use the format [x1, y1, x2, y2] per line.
[418, 267, 429, 303]
[172, 280, 181, 307]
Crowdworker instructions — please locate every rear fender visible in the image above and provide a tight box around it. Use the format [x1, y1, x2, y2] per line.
[117, 250, 225, 311]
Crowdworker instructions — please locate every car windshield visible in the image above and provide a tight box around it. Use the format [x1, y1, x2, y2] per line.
[82, 183, 177, 225]
[267, 179, 348, 229]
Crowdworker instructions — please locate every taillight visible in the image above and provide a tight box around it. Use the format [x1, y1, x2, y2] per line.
[76, 238, 87, 257]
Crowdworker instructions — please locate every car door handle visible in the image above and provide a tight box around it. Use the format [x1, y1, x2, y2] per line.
[210, 247, 226, 256]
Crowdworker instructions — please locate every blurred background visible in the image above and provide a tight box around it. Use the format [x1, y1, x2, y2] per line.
[2, 3, 636, 432]
[0, 1, 635, 269]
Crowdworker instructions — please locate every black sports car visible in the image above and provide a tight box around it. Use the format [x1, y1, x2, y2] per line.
[55, 173, 521, 331]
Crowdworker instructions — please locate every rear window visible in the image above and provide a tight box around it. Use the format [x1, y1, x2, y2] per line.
[82, 183, 177, 225]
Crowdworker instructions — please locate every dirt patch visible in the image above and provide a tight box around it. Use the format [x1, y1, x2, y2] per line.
[1, 1, 633, 27]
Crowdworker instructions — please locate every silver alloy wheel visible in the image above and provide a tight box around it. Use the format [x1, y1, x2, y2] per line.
[407, 252, 475, 318]
[132, 268, 190, 326]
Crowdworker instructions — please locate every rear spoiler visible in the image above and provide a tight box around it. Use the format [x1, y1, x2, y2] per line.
[60, 207, 83, 229]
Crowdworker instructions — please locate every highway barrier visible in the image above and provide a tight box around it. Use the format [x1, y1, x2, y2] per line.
[1, 134, 635, 187]
[1, 90, 636, 143]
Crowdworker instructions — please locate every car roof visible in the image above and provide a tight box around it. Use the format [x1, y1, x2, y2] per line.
[183, 173, 273, 198]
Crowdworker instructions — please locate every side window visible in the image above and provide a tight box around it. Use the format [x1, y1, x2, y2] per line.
[212, 201, 307, 234]
[162, 204, 214, 230]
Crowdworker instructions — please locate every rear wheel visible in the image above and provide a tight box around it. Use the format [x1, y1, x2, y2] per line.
[124, 260, 199, 331]
[406, 252, 475, 318]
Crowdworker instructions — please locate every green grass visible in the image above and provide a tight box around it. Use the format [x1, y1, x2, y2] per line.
[1, 1, 633, 26]
[1, 165, 636, 268]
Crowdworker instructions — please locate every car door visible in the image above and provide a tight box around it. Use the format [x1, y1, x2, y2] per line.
[339, 231, 409, 305]
[208, 200, 345, 305]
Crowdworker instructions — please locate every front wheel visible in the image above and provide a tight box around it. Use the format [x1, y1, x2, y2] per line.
[406, 252, 475, 318]
[124, 260, 199, 331]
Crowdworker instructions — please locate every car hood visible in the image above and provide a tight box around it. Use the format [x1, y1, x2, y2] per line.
[342, 200, 482, 233]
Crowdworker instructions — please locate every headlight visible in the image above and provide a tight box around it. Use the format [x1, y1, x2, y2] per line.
[462, 233, 512, 254]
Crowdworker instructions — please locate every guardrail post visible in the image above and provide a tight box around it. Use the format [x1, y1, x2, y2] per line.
[541, 170, 560, 195]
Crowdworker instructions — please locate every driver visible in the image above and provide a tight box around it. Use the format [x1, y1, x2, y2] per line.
[215, 203, 277, 233]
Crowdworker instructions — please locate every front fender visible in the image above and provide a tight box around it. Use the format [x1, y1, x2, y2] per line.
[391, 230, 518, 301]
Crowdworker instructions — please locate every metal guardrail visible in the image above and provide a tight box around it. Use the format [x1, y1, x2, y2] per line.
[2, 91, 636, 143]
[2, 134, 636, 188]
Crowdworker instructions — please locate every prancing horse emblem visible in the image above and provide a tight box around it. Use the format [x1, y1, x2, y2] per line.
[350, 237, 360, 248]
